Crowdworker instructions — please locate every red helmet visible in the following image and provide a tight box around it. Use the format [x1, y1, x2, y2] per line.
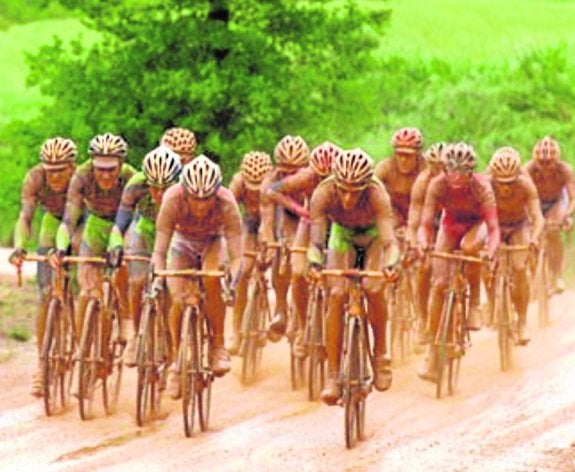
[392, 127, 423, 152]
[310, 142, 342, 177]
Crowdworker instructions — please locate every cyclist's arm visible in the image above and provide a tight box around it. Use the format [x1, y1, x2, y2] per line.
[266, 171, 311, 220]
[56, 171, 84, 251]
[151, 191, 177, 272]
[229, 173, 243, 202]
[480, 182, 500, 258]
[308, 184, 330, 264]
[109, 177, 145, 247]
[259, 173, 276, 242]
[524, 176, 544, 241]
[371, 183, 400, 267]
[13, 169, 40, 249]
[221, 189, 244, 277]
[406, 174, 427, 246]
[562, 162, 575, 216]
[418, 176, 441, 249]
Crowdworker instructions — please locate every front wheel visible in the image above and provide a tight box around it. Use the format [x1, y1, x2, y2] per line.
[307, 289, 325, 402]
[436, 291, 455, 399]
[198, 314, 212, 432]
[136, 301, 157, 427]
[78, 300, 99, 421]
[42, 299, 61, 416]
[181, 308, 199, 438]
[103, 287, 123, 416]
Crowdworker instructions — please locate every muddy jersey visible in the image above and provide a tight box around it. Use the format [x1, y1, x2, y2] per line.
[260, 168, 305, 240]
[524, 160, 575, 205]
[309, 176, 395, 250]
[118, 172, 158, 221]
[229, 172, 261, 220]
[407, 167, 441, 244]
[153, 184, 242, 270]
[374, 156, 426, 225]
[20, 164, 69, 219]
[487, 173, 543, 232]
[62, 160, 136, 232]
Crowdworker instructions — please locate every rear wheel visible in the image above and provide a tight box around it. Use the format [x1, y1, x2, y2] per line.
[78, 300, 99, 421]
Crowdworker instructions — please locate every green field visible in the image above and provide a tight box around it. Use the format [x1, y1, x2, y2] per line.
[382, 0, 575, 63]
[0, 18, 96, 126]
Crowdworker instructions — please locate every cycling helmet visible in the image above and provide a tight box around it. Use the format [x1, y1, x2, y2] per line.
[424, 142, 447, 165]
[181, 154, 222, 198]
[274, 135, 309, 168]
[310, 142, 343, 177]
[142, 145, 182, 188]
[88, 133, 128, 159]
[533, 136, 561, 163]
[160, 127, 197, 155]
[489, 147, 521, 183]
[392, 127, 423, 152]
[40, 137, 77, 167]
[445, 142, 477, 171]
[333, 148, 374, 189]
[241, 151, 272, 188]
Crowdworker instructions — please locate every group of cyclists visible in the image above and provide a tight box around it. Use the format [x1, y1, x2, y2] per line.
[9, 125, 574, 409]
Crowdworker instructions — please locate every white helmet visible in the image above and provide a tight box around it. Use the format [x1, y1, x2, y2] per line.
[40, 137, 77, 167]
[489, 147, 521, 183]
[424, 142, 447, 165]
[333, 148, 374, 189]
[274, 135, 310, 168]
[88, 132, 128, 159]
[142, 146, 182, 187]
[181, 154, 222, 198]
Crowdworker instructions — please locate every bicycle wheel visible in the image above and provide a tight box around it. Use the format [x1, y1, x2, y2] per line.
[181, 307, 199, 438]
[62, 290, 76, 410]
[498, 276, 514, 372]
[42, 299, 61, 416]
[198, 314, 212, 432]
[307, 289, 325, 401]
[136, 300, 155, 427]
[103, 287, 124, 416]
[536, 249, 550, 327]
[436, 291, 455, 399]
[289, 303, 306, 391]
[388, 286, 402, 368]
[343, 320, 360, 449]
[78, 300, 99, 421]
[241, 282, 260, 385]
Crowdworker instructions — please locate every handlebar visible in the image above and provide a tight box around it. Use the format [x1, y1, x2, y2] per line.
[430, 251, 484, 265]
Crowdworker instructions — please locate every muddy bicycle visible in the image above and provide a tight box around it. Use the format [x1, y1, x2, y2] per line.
[154, 268, 227, 438]
[430, 251, 484, 399]
[14, 254, 76, 416]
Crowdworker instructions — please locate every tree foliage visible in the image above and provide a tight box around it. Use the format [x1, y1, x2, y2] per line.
[24, 0, 390, 172]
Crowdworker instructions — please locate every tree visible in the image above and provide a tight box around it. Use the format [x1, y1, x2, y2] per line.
[24, 0, 390, 174]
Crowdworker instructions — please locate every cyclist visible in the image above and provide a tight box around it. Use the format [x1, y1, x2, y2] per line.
[418, 142, 500, 382]
[267, 141, 342, 357]
[375, 127, 427, 230]
[308, 149, 400, 405]
[228, 151, 273, 355]
[9, 137, 78, 397]
[160, 127, 197, 165]
[406, 142, 447, 346]
[524, 136, 575, 295]
[52, 133, 136, 350]
[152, 155, 243, 399]
[487, 147, 544, 344]
[259, 135, 310, 341]
[108, 145, 182, 366]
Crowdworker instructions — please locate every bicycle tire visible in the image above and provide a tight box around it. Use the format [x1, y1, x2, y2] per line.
[198, 314, 212, 432]
[181, 307, 198, 438]
[103, 287, 123, 416]
[289, 303, 306, 391]
[136, 301, 155, 427]
[62, 291, 76, 410]
[537, 249, 550, 327]
[42, 299, 60, 416]
[436, 291, 455, 399]
[343, 321, 360, 449]
[388, 286, 402, 368]
[498, 276, 514, 372]
[78, 300, 99, 421]
[240, 282, 260, 385]
[307, 289, 325, 402]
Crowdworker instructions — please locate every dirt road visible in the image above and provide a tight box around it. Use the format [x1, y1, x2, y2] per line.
[1, 261, 575, 470]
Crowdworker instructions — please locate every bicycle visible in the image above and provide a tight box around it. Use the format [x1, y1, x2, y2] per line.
[430, 251, 484, 399]
[239, 245, 272, 385]
[14, 254, 77, 416]
[490, 244, 530, 372]
[320, 268, 388, 449]
[304, 274, 327, 402]
[75, 256, 125, 420]
[153, 267, 226, 438]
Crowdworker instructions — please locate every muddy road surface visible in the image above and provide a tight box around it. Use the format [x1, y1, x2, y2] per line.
[1, 263, 575, 471]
